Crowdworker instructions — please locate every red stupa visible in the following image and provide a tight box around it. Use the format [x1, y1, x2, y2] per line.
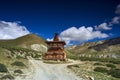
[44, 33, 66, 61]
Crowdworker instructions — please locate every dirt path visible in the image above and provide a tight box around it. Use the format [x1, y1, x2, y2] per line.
[15, 60, 82, 80]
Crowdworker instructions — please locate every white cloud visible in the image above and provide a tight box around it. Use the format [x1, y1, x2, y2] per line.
[46, 38, 53, 41]
[46, 36, 72, 46]
[60, 4, 120, 45]
[109, 4, 120, 26]
[60, 26, 109, 44]
[95, 22, 112, 30]
[0, 21, 30, 39]
[115, 4, 120, 15]
[111, 16, 120, 24]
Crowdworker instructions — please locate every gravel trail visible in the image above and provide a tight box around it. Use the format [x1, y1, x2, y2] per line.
[15, 60, 82, 80]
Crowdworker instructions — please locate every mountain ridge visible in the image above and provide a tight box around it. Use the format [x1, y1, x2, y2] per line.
[89, 37, 120, 51]
[66, 36, 120, 59]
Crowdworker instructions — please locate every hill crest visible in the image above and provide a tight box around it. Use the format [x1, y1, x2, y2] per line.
[0, 34, 47, 52]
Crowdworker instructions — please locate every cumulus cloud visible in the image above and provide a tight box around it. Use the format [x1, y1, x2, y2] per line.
[0, 21, 30, 39]
[95, 22, 112, 30]
[60, 26, 109, 44]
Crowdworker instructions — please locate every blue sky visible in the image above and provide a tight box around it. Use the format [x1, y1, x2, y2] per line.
[0, 0, 120, 45]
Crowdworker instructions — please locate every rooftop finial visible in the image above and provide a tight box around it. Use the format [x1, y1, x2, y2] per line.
[53, 33, 59, 41]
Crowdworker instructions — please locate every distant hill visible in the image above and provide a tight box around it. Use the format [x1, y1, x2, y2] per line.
[0, 34, 47, 52]
[89, 37, 120, 51]
[66, 37, 120, 59]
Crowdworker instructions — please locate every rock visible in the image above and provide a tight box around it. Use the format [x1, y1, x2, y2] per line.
[88, 76, 94, 80]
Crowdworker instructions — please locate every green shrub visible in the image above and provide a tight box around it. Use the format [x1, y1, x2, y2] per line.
[11, 61, 26, 67]
[79, 57, 102, 61]
[14, 69, 23, 74]
[109, 60, 120, 64]
[1, 75, 14, 80]
[16, 56, 24, 59]
[94, 67, 108, 73]
[94, 62, 104, 66]
[0, 63, 8, 73]
[72, 64, 79, 68]
[33, 54, 41, 58]
[108, 68, 120, 78]
[106, 64, 116, 68]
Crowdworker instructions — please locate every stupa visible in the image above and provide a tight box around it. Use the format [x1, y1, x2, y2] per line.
[44, 33, 66, 61]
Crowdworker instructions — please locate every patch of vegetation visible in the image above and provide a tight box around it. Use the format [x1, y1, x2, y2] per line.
[79, 57, 109, 62]
[11, 61, 26, 67]
[108, 68, 120, 78]
[106, 64, 116, 68]
[65, 50, 79, 60]
[94, 62, 104, 66]
[94, 67, 108, 73]
[1, 75, 14, 80]
[75, 57, 120, 64]
[80, 57, 96, 61]
[0, 63, 8, 73]
[109, 60, 120, 64]
[72, 64, 79, 68]
[16, 56, 24, 59]
[14, 69, 23, 74]
[67, 65, 72, 68]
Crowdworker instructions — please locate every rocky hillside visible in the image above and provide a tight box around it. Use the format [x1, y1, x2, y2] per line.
[66, 37, 120, 59]
[89, 37, 120, 51]
[0, 34, 48, 61]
